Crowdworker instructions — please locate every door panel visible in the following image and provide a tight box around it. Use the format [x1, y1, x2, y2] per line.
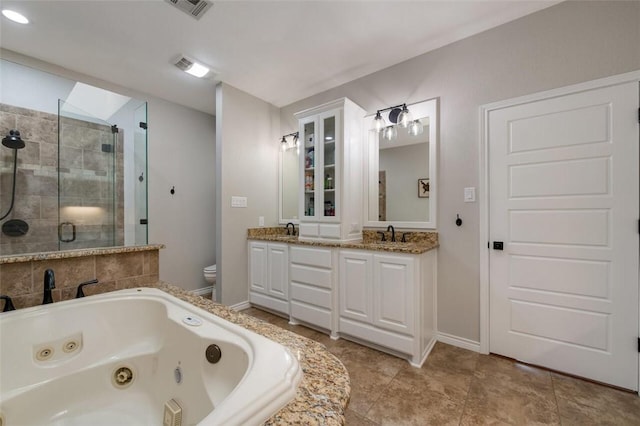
[267, 244, 288, 299]
[489, 81, 639, 390]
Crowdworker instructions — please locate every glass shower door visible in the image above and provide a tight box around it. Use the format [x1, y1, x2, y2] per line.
[58, 99, 118, 250]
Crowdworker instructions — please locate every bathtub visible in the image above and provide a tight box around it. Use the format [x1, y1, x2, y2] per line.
[0, 288, 302, 425]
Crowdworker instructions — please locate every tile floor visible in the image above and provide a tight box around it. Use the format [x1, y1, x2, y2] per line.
[241, 306, 640, 425]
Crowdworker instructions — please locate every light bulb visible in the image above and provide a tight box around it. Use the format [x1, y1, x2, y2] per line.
[372, 111, 386, 132]
[408, 120, 424, 136]
[382, 125, 397, 141]
[281, 136, 288, 151]
[397, 104, 413, 128]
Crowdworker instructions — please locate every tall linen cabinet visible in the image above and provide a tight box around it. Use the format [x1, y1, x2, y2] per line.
[296, 98, 366, 242]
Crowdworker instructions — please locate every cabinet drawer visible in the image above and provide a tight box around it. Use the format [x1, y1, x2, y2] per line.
[250, 291, 288, 315]
[290, 264, 332, 289]
[290, 282, 332, 308]
[290, 246, 332, 268]
[291, 301, 332, 330]
[339, 317, 413, 354]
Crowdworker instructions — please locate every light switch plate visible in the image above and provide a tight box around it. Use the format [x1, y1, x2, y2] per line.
[464, 187, 476, 203]
[231, 196, 247, 208]
[258, 216, 264, 226]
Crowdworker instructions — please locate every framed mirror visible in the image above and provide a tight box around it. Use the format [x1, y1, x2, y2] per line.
[279, 144, 300, 224]
[364, 98, 438, 229]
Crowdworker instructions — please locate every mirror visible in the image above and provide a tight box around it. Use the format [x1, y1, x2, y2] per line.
[279, 144, 300, 223]
[0, 59, 148, 256]
[364, 98, 438, 229]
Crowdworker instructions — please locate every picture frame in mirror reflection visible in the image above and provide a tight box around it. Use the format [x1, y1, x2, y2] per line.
[418, 178, 430, 198]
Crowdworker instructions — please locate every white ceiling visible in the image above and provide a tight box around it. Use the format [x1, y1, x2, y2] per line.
[0, 0, 559, 115]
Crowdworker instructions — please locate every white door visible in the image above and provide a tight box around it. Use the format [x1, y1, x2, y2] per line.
[489, 81, 639, 390]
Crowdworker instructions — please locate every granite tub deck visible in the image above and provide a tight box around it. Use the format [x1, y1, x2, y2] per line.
[158, 282, 350, 425]
[247, 227, 438, 254]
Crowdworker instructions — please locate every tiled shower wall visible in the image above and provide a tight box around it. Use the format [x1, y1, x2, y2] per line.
[0, 249, 159, 309]
[0, 104, 124, 255]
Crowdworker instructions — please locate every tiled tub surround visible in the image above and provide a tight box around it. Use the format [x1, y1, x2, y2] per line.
[247, 227, 438, 253]
[0, 244, 162, 309]
[0, 103, 124, 256]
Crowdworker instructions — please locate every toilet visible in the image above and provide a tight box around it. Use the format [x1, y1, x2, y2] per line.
[203, 264, 217, 301]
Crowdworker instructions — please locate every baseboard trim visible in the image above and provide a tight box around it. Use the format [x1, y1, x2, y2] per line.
[437, 332, 481, 353]
[229, 301, 251, 311]
[190, 286, 213, 296]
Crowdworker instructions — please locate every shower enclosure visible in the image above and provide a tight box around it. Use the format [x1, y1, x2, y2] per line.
[0, 100, 148, 255]
[57, 99, 121, 249]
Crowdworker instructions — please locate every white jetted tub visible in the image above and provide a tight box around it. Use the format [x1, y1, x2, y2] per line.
[0, 288, 302, 425]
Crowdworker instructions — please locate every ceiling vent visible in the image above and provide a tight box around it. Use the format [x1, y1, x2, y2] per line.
[174, 56, 195, 72]
[164, 0, 212, 20]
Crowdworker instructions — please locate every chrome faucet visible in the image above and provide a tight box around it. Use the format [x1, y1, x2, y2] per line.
[43, 269, 55, 304]
[285, 222, 296, 236]
[386, 225, 396, 242]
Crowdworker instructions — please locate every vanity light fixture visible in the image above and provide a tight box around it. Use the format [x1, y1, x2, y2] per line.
[372, 103, 422, 141]
[2, 9, 29, 24]
[280, 131, 299, 151]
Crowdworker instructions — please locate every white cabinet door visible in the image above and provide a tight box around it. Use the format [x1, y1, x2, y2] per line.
[267, 243, 288, 300]
[339, 250, 373, 323]
[373, 254, 415, 335]
[249, 242, 268, 293]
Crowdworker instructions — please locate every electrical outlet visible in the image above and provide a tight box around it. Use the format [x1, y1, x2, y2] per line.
[258, 216, 264, 226]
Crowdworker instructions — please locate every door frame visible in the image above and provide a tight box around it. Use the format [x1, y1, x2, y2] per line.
[478, 72, 640, 377]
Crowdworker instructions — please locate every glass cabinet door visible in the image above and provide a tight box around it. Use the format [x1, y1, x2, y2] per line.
[302, 120, 316, 218]
[322, 115, 336, 218]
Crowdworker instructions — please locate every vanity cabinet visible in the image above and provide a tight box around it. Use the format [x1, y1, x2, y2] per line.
[296, 98, 366, 242]
[289, 246, 336, 334]
[338, 249, 437, 366]
[248, 241, 289, 315]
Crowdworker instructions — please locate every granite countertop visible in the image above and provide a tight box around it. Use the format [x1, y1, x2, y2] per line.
[0, 244, 166, 265]
[157, 282, 349, 425]
[247, 228, 438, 254]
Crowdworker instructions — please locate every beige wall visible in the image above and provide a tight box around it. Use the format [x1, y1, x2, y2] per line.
[216, 83, 280, 305]
[280, 1, 640, 341]
[148, 98, 216, 291]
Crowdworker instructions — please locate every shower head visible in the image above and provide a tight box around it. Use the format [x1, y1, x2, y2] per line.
[2, 130, 25, 149]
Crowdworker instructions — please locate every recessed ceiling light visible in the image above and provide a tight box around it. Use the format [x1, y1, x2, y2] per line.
[185, 62, 210, 78]
[173, 55, 212, 79]
[2, 9, 29, 24]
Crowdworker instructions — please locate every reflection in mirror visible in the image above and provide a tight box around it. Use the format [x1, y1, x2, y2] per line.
[279, 145, 299, 223]
[364, 98, 437, 229]
[0, 59, 148, 256]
